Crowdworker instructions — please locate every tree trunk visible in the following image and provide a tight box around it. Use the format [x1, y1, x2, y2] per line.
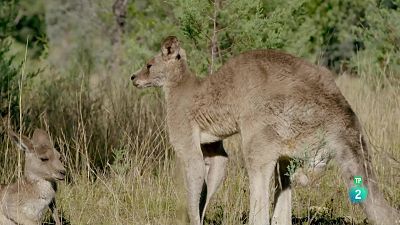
[209, 0, 220, 74]
[111, 0, 128, 70]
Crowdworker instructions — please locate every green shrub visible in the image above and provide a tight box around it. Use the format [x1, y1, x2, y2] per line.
[0, 0, 37, 126]
[351, 3, 400, 87]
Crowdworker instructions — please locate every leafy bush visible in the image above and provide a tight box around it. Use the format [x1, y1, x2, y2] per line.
[174, 0, 400, 87]
[174, 0, 277, 75]
[0, 40, 21, 120]
[351, 2, 400, 87]
[0, 0, 37, 126]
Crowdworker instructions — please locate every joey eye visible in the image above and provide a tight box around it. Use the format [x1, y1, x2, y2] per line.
[40, 157, 49, 162]
[147, 64, 152, 69]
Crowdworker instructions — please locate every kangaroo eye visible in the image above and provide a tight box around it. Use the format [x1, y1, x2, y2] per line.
[40, 157, 49, 162]
[147, 64, 152, 69]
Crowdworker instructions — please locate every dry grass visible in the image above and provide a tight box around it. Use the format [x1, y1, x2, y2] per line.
[1, 74, 399, 225]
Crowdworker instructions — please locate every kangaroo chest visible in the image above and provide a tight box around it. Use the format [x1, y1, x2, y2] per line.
[23, 181, 54, 219]
[3, 180, 55, 223]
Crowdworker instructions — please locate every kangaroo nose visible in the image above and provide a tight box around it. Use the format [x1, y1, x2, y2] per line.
[60, 170, 66, 176]
[131, 74, 136, 80]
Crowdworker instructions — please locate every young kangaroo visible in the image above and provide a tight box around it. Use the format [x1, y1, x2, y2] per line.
[130, 36, 399, 225]
[0, 129, 65, 225]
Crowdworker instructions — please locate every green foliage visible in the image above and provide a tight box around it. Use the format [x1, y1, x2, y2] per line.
[0, 40, 20, 119]
[0, 0, 19, 38]
[351, 3, 400, 87]
[279, 0, 400, 86]
[13, 0, 47, 58]
[0, 0, 37, 126]
[124, 0, 178, 70]
[284, 0, 365, 68]
[173, 0, 365, 75]
[3, 0, 400, 88]
[172, 0, 400, 86]
[111, 148, 130, 175]
[0, 1, 19, 118]
[174, 0, 274, 75]
[36, 0, 400, 85]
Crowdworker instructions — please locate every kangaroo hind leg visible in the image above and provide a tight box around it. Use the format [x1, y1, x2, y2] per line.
[200, 141, 228, 224]
[271, 157, 292, 225]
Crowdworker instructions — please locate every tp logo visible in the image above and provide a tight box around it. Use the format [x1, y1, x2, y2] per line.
[348, 176, 368, 203]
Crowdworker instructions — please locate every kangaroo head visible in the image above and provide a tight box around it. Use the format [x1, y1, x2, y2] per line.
[8, 129, 66, 182]
[131, 36, 187, 88]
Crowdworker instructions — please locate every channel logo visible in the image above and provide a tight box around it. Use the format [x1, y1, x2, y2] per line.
[348, 176, 368, 203]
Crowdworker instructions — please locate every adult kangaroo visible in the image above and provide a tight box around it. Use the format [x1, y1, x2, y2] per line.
[130, 36, 399, 225]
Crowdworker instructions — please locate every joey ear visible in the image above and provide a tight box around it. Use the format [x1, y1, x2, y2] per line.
[161, 36, 181, 60]
[7, 130, 33, 152]
[32, 129, 52, 147]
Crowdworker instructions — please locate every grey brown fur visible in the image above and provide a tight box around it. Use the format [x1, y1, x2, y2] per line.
[0, 129, 65, 225]
[131, 36, 399, 225]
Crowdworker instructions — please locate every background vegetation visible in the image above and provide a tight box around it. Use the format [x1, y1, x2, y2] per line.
[0, 0, 399, 224]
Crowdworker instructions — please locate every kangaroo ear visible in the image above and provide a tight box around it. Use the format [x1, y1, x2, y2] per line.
[32, 129, 52, 147]
[7, 130, 33, 152]
[161, 36, 181, 60]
